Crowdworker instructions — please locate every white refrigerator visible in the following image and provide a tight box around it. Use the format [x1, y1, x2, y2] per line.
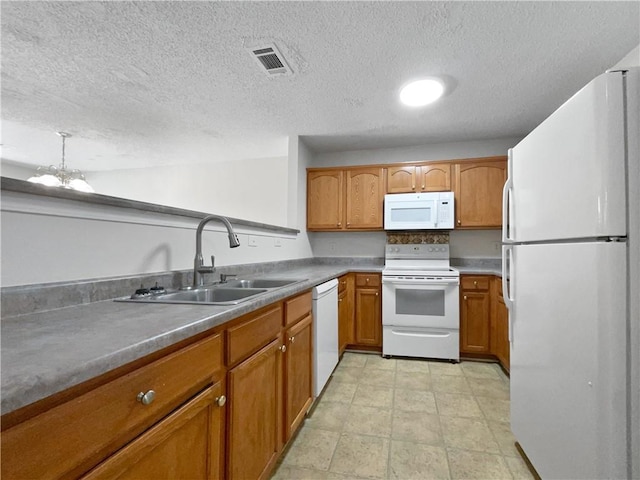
[503, 67, 639, 479]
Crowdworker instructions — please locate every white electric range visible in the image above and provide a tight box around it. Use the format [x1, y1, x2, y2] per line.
[382, 243, 460, 361]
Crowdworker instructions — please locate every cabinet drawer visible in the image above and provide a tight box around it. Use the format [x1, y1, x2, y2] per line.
[355, 273, 381, 287]
[227, 305, 282, 366]
[284, 291, 312, 327]
[1, 333, 223, 480]
[461, 276, 490, 291]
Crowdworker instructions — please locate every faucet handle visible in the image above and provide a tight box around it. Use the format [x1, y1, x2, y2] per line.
[220, 273, 237, 283]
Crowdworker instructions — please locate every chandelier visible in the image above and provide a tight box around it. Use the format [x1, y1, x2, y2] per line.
[27, 132, 94, 193]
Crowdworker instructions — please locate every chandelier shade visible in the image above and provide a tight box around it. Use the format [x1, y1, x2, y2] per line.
[27, 132, 94, 193]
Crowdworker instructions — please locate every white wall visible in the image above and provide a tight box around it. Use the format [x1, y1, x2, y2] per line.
[311, 137, 522, 168]
[88, 156, 289, 227]
[1, 137, 314, 287]
[611, 44, 640, 70]
[308, 137, 518, 259]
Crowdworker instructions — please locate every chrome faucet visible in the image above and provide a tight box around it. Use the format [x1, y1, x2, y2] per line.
[192, 215, 240, 288]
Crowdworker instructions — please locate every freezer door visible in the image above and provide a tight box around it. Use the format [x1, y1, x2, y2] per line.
[509, 242, 627, 479]
[510, 71, 626, 242]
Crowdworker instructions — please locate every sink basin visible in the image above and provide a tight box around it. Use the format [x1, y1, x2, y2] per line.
[118, 287, 268, 305]
[157, 287, 268, 304]
[116, 277, 306, 306]
[223, 279, 300, 289]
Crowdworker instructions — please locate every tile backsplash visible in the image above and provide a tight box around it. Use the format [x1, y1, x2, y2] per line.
[386, 231, 450, 244]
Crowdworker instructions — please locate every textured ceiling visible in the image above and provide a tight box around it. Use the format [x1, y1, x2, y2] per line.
[1, 1, 638, 172]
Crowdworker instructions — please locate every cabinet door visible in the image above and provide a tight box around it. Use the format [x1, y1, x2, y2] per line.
[386, 165, 417, 193]
[419, 163, 451, 192]
[228, 338, 283, 480]
[284, 314, 313, 441]
[354, 287, 381, 346]
[460, 291, 491, 353]
[82, 383, 225, 480]
[454, 161, 507, 228]
[345, 168, 385, 229]
[307, 170, 344, 230]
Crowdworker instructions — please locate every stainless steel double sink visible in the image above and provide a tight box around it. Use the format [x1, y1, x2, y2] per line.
[117, 278, 305, 306]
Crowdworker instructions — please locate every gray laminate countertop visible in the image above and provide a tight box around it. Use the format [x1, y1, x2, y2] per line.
[1, 264, 382, 415]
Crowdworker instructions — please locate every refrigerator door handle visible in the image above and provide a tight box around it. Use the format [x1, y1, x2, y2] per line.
[502, 244, 514, 308]
[502, 149, 514, 243]
[502, 245, 514, 342]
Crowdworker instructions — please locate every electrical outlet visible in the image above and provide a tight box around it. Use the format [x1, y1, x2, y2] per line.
[248, 236, 258, 247]
[274, 238, 282, 247]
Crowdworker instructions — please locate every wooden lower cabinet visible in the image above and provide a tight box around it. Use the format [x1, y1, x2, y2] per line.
[82, 382, 225, 480]
[1, 288, 313, 480]
[284, 314, 313, 441]
[460, 275, 510, 373]
[354, 274, 382, 347]
[460, 276, 491, 354]
[227, 337, 284, 480]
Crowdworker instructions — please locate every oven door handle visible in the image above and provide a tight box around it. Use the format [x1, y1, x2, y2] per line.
[382, 277, 459, 285]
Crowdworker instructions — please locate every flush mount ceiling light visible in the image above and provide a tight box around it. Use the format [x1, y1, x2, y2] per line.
[27, 132, 94, 193]
[399, 78, 445, 107]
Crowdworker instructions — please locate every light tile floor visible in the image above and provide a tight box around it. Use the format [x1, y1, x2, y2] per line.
[272, 353, 535, 480]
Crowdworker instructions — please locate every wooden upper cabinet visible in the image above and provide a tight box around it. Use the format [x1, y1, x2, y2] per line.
[386, 165, 417, 193]
[307, 170, 344, 230]
[419, 163, 451, 192]
[345, 167, 384, 229]
[454, 160, 507, 228]
[387, 163, 451, 193]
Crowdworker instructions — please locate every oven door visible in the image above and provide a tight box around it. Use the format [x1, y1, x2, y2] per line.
[382, 276, 460, 329]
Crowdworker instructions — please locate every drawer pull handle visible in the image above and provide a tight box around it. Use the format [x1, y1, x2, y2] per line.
[279, 345, 287, 353]
[215, 395, 227, 407]
[289, 336, 295, 343]
[137, 390, 156, 406]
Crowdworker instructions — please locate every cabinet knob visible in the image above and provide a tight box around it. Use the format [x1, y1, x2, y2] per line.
[473, 281, 477, 286]
[137, 390, 156, 406]
[337, 222, 342, 227]
[421, 184, 425, 189]
[347, 222, 350, 226]
[279, 345, 287, 353]
[412, 185, 415, 190]
[366, 278, 370, 283]
[463, 295, 468, 300]
[375, 292, 379, 296]
[289, 336, 295, 343]
[457, 220, 461, 225]
[215, 395, 227, 407]
[338, 298, 343, 302]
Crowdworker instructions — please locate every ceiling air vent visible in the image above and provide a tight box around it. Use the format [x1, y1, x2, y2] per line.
[248, 44, 293, 76]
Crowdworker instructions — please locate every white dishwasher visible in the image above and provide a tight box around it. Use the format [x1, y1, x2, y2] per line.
[312, 279, 339, 398]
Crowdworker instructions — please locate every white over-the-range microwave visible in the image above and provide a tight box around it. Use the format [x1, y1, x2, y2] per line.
[384, 192, 455, 230]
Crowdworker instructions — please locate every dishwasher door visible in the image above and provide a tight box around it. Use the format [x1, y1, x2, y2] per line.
[312, 279, 339, 397]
